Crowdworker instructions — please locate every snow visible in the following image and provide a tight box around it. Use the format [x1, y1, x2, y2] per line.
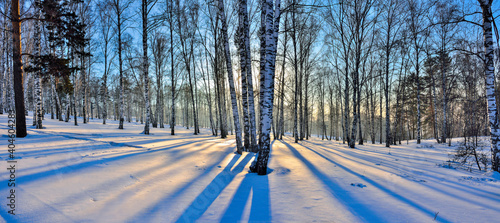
[0, 114, 499, 222]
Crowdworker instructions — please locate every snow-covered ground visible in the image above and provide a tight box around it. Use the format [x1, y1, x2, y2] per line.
[0, 114, 499, 223]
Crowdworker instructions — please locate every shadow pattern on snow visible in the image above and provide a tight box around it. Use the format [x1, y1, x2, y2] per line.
[283, 138, 454, 223]
[175, 153, 254, 223]
[220, 170, 271, 222]
[281, 140, 388, 222]
[303, 139, 500, 213]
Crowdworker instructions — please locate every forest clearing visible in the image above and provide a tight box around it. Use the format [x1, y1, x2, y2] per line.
[1, 0, 500, 222]
[0, 114, 499, 222]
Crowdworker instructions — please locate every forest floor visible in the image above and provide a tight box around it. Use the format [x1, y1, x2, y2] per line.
[0, 113, 499, 223]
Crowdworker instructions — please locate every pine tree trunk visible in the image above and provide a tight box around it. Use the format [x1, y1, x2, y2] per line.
[11, 0, 27, 137]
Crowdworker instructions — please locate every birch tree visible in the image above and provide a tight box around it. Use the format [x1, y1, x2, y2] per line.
[407, 0, 428, 144]
[98, 1, 114, 125]
[478, 0, 499, 172]
[33, 0, 43, 129]
[167, 0, 176, 135]
[0, 1, 6, 115]
[152, 32, 167, 129]
[218, 0, 243, 154]
[176, 0, 200, 135]
[141, 0, 157, 134]
[379, 0, 403, 147]
[238, 0, 258, 151]
[110, 0, 132, 130]
[348, 0, 376, 148]
[251, 0, 281, 175]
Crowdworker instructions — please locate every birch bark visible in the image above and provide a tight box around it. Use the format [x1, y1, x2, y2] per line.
[218, 0, 243, 154]
[478, 0, 500, 172]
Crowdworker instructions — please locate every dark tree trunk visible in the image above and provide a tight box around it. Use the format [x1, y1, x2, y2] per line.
[11, 0, 27, 137]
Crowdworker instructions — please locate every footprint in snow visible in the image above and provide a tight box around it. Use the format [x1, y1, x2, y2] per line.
[351, 183, 367, 188]
[273, 167, 291, 175]
[129, 175, 140, 182]
[195, 165, 206, 170]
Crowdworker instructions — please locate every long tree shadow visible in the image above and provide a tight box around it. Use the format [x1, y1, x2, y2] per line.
[307, 140, 500, 204]
[0, 138, 211, 193]
[219, 171, 271, 222]
[293, 141, 454, 223]
[281, 140, 387, 222]
[175, 153, 254, 223]
[27, 129, 216, 150]
[49, 141, 227, 208]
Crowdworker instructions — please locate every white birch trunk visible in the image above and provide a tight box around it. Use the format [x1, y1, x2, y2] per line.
[219, 0, 243, 154]
[243, 0, 257, 151]
[34, 3, 42, 129]
[479, 0, 500, 172]
[142, 0, 151, 135]
[238, 0, 251, 151]
[253, 0, 280, 175]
